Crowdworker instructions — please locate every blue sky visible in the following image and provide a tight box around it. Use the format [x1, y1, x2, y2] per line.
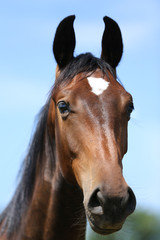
[0, 0, 160, 215]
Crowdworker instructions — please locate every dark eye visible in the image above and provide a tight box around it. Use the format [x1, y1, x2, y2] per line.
[57, 101, 70, 119]
[127, 102, 134, 119]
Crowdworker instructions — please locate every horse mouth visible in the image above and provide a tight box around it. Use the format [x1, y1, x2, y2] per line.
[87, 211, 122, 235]
[88, 217, 122, 235]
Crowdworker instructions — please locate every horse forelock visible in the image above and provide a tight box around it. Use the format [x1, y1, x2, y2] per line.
[51, 53, 115, 97]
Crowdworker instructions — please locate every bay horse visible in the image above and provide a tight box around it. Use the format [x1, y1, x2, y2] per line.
[0, 15, 136, 240]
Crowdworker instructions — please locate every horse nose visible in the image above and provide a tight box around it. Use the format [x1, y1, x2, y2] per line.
[88, 187, 136, 222]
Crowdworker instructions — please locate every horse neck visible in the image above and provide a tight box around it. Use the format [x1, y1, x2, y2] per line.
[17, 126, 86, 240]
[19, 165, 86, 240]
[44, 168, 86, 240]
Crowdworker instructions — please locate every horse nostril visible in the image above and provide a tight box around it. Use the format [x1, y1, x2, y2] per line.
[88, 188, 104, 215]
[126, 187, 136, 214]
[87, 187, 136, 219]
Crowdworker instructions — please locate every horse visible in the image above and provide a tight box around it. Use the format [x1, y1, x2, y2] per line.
[0, 15, 136, 240]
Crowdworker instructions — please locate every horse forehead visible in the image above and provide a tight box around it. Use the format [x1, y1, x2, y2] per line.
[55, 70, 124, 102]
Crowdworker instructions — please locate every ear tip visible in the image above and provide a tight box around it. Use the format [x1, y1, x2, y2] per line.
[57, 15, 76, 29]
[103, 16, 118, 26]
[103, 16, 112, 23]
[71, 15, 76, 20]
[103, 16, 110, 22]
[64, 15, 76, 23]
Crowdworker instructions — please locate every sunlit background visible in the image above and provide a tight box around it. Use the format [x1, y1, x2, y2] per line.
[0, 0, 160, 238]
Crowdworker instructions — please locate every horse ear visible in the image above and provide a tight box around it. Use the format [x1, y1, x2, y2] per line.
[101, 16, 123, 68]
[53, 15, 76, 70]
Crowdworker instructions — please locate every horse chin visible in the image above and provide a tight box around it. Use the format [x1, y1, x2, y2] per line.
[87, 212, 123, 235]
[90, 224, 121, 235]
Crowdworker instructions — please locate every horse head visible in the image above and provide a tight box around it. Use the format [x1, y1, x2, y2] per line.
[50, 15, 136, 235]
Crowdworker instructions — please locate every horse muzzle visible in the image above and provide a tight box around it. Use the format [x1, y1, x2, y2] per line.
[85, 186, 136, 235]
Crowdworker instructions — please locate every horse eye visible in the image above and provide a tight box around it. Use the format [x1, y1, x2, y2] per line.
[127, 102, 134, 119]
[57, 101, 70, 118]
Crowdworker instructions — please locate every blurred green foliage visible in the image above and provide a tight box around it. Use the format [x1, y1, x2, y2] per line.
[86, 209, 160, 240]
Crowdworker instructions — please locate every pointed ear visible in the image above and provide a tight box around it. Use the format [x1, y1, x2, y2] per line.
[53, 15, 76, 70]
[101, 16, 123, 68]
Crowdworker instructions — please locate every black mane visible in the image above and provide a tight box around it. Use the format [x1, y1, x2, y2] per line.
[0, 53, 115, 237]
[0, 101, 55, 236]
